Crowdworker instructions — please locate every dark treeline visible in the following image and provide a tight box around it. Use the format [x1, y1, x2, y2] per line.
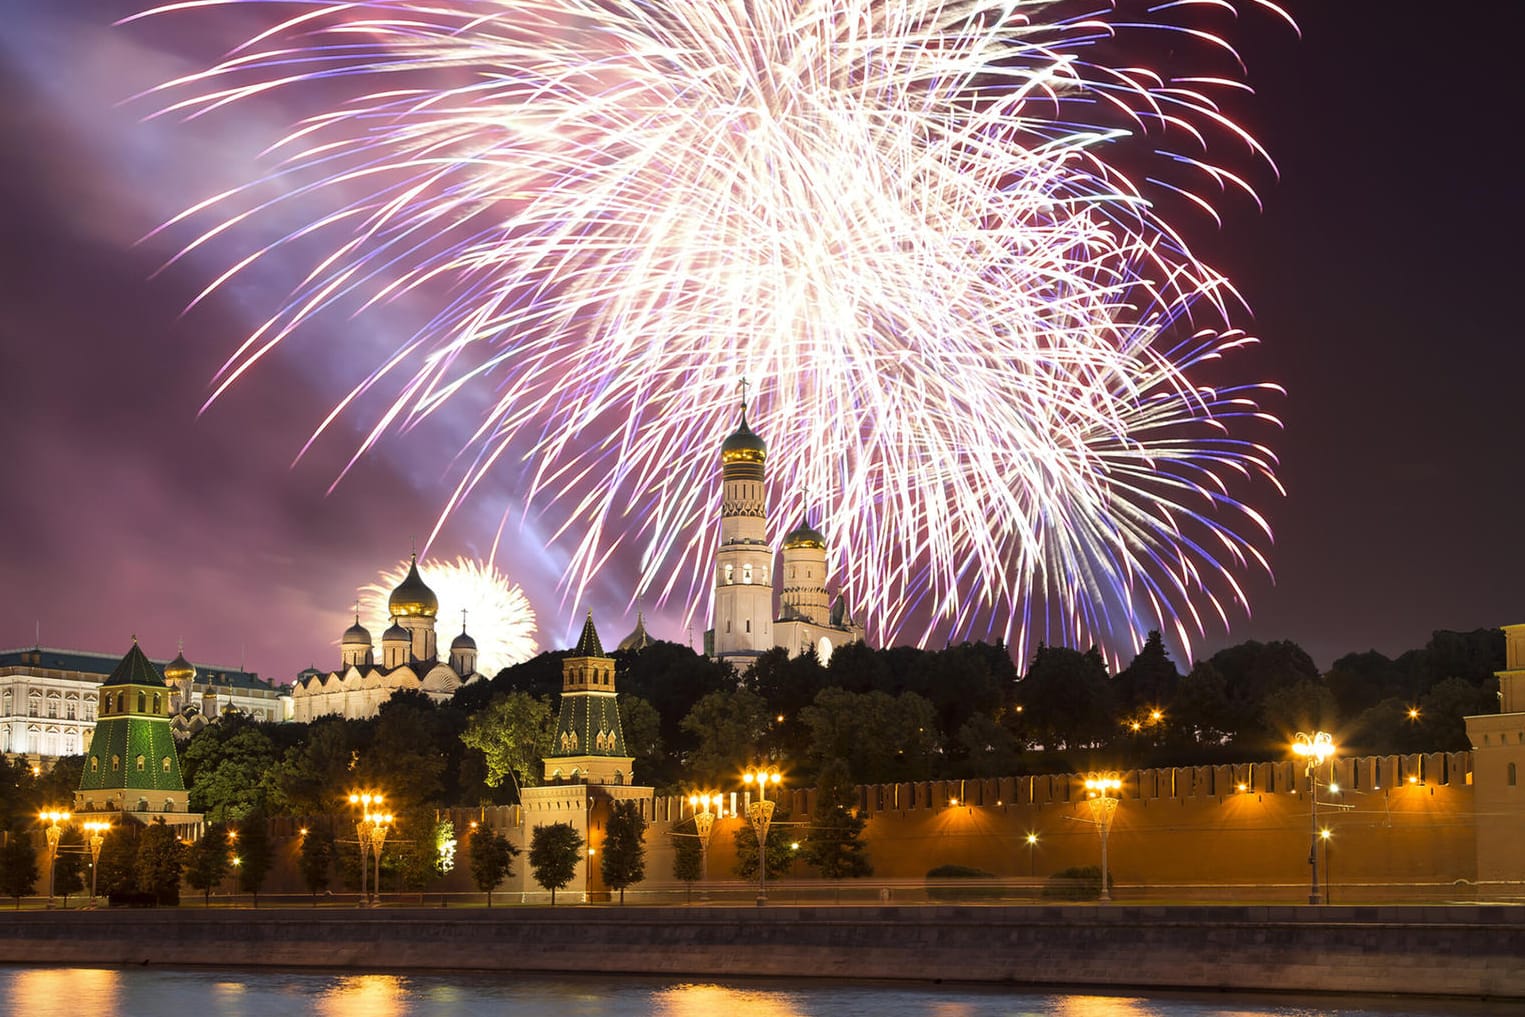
[9, 628, 1501, 829]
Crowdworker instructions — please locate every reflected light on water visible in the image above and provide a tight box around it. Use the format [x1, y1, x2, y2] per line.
[653, 983, 808, 1017]
[10, 968, 119, 1017]
[1057, 996, 1164, 1017]
[315, 974, 409, 1017]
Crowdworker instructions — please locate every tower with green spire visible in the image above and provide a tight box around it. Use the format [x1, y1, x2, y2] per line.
[544, 613, 633, 785]
[75, 640, 200, 834]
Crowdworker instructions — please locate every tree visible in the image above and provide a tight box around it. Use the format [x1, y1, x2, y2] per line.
[96, 817, 144, 901]
[600, 800, 647, 904]
[1260, 677, 1339, 740]
[53, 825, 87, 905]
[234, 811, 273, 904]
[1115, 631, 1182, 714]
[1171, 661, 1234, 747]
[799, 688, 941, 783]
[670, 818, 702, 898]
[955, 714, 1024, 778]
[680, 688, 772, 785]
[273, 717, 361, 816]
[1420, 676, 1497, 751]
[183, 726, 282, 821]
[528, 822, 584, 905]
[732, 803, 796, 881]
[619, 695, 672, 791]
[135, 819, 186, 906]
[803, 758, 872, 879]
[185, 821, 233, 906]
[1016, 645, 1114, 751]
[467, 826, 519, 906]
[460, 691, 556, 801]
[0, 837, 38, 907]
[299, 826, 337, 900]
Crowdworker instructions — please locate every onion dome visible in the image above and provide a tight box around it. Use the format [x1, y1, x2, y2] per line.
[618, 612, 653, 653]
[342, 617, 372, 646]
[783, 519, 826, 550]
[388, 554, 438, 618]
[451, 629, 477, 652]
[163, 649, 198, 685]
[382, 619, 409, 643]
[721, 410, 766, 463]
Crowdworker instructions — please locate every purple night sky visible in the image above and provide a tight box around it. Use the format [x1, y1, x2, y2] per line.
[2, 2, 1522, 685]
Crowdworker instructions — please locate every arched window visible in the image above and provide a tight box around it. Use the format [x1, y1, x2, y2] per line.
[90, 756, 99, 773]
[162, 756, 172, 773]
[111, 755, 121, 771]
[723, 563, 734, 585]
[116, 692, 125, 713]
[163, 800, 174, 813]
[137, 692, 146, 712]
[136, 799, 149, 812]
[1509, 762, 1518, 787]
[153, 694, 161, 714]
[136, 754, 146, 772]
[742, 563, 753, 584]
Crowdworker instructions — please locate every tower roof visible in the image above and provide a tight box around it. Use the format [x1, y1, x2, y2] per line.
[573, 612, 605, 657]
[783, 519, 827, 550]
[389, 554, 439, 618]
[617, 611, 653, 653]
[721, 409, 766, 462]
[101, 640, 168, 689]
[163, 649, 197, 685]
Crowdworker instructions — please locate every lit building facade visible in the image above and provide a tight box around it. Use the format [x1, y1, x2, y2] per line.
[290, 554, 484, 721]
[1, 644, 283, 764]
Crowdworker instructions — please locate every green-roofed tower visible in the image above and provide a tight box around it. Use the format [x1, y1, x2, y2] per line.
[544, 613, 633, 786]
[75, 639, 200, 834]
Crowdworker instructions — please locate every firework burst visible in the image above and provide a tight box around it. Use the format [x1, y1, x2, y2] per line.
[131, 0, 1291, 661]
[361, 556, 537, 674]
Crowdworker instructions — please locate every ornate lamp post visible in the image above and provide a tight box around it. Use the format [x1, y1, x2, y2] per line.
[38, 810, 71, 909]
[687, 793, 724, 900]
[82, 820, 110, 908]
[368, 811, 393, 907]
[1292, 731, 1337, 905]
[742, 767, 782, 907]
[1025, 832, 1039, 878]
[1082, 774, 1122, 903]
[349, 792, 384, 906]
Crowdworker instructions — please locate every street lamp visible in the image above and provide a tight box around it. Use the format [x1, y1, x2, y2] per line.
[687, 793, 725, 901]
[82, 821, 110, 908]
[368, 811, 393, 907]
[349, 792, 384, 906]
[1082, 774, 1122, 903]
[1292, 731, 1336, 905]
[1024, 832, 1039, 878]
[742, 767, 782, 906]
[38, 810, 71, 909]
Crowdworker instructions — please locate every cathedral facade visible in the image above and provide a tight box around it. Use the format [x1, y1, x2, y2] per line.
[290, 555, 483, 721]
[705, 399, 865, 668]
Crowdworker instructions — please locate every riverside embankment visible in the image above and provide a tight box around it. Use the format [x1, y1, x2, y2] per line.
[2, 905, 1522, 998]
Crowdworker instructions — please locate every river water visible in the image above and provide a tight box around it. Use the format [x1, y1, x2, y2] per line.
[0, 968, 1516, 1017]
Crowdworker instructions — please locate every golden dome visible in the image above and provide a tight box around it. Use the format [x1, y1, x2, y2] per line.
[783, 520, 826, 550]
[388, 555, 439, 618]
[721, 411, 766, 463]
[163, 651, 197, 684]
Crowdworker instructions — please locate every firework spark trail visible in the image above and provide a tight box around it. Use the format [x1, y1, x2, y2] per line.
[130, 0, 1291, 662]
[361, 556, 537, 674]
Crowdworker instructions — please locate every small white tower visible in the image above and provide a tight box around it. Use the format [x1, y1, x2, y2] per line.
[341, 611, 374, 669]
[450, 614, 478, 677]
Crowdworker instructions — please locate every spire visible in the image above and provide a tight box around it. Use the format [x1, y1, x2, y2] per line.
[574, 611, 605, 657]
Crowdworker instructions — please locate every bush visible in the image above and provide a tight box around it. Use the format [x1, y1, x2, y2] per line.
[1042, 865, 1111, 901]
[925, 864, 999, 902]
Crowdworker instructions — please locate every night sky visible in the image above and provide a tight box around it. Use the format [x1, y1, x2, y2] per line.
[2, 2, 1521, 684]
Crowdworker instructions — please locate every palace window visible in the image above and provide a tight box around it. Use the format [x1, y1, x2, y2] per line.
[66, 701, 76, 720]
[47, 699, 57, 718]
[28, 697, 39, 717]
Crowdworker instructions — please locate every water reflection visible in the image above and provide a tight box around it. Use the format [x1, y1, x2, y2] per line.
[8, 967, 119, 1017]
[654, 982, 809, 1017]
[315, 974, 408, 1017]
